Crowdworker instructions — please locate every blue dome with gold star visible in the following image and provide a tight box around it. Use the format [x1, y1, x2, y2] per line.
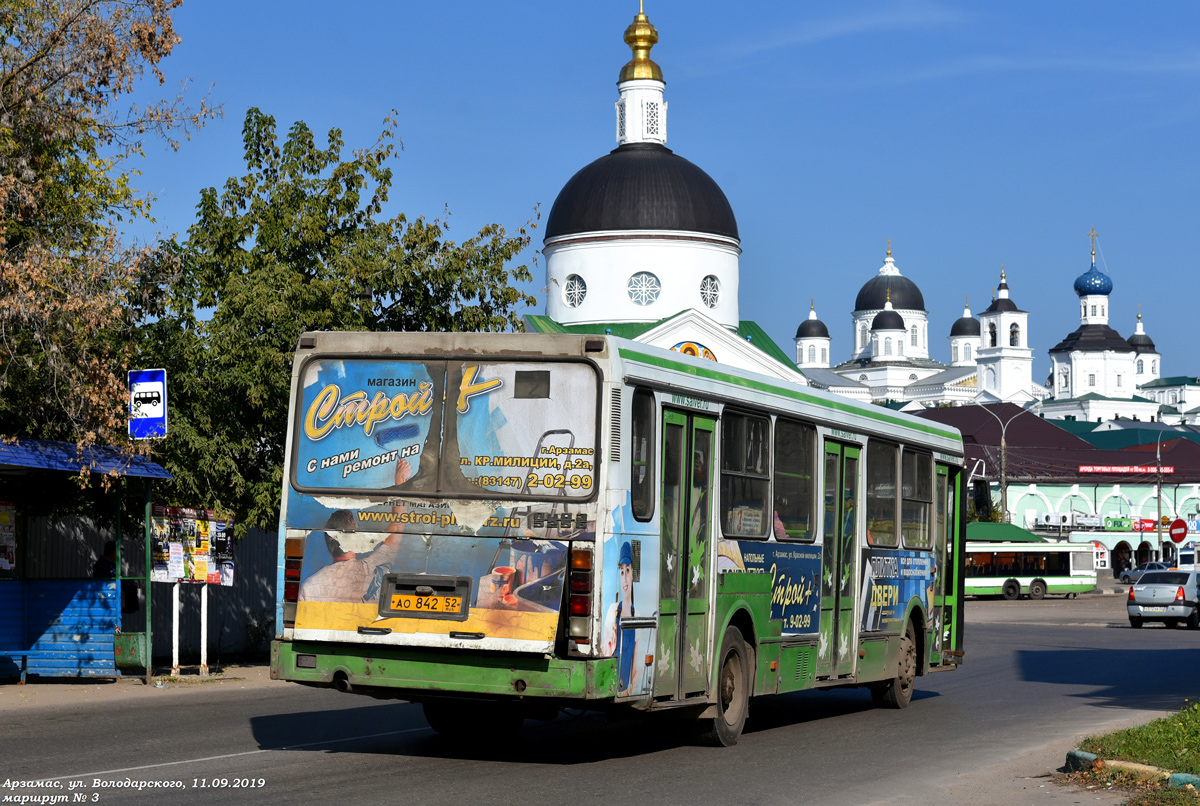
[1073, 262, 1113, 296]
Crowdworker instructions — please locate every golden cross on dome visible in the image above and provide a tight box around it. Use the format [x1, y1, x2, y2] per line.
[1000, 262, 1006, 281]
[810, 298, 815, 311]
[965, 296, 969, 307]
[886, 238, 892, 257]
[1087, 226, 1099, 260]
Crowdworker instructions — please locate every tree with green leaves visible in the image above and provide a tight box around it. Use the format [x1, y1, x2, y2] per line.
[154, 107, 537, 534]
[0, 0, 213, 480]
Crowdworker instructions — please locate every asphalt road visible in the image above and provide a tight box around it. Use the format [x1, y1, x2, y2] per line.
[3, 591, 1197, 806]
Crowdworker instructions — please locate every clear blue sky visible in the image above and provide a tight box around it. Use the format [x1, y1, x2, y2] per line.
[129, 1, 1200, 381]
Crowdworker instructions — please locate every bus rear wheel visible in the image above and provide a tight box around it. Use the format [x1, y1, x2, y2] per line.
[872, 622, 917, 709]
[696, 626, 750, 747]
[1029, 580, 1047, 600]
[1002, 579, 1021, 600]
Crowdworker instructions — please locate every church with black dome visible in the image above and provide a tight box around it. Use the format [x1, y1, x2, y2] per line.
[525, 9, 1178, 422]
[525, 6, 805, 382]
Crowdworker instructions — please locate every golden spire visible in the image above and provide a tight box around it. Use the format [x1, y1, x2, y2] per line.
[1087, 226, 1099, 263]
[886, 238, 892, 257]
[886, 289, 891, 305]
[620, 4, 663, 82]
[965, 296, 969, 308]
[810, 298, 815, 311]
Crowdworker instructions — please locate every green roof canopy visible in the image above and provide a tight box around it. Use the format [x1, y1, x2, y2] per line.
[966, 522, 1047, 543]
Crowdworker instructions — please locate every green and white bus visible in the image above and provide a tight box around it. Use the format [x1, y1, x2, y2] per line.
[271, 332, 966, 745]
[964, 542, 1097, 600]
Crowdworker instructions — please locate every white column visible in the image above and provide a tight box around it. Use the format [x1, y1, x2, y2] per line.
[171, 581, 180, 676]
[199, 583, 209, 677]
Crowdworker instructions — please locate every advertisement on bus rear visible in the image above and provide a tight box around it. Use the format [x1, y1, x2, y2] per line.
[288, 358, 599, 533]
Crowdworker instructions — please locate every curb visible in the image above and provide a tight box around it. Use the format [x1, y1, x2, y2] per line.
[1066, 750, 1200, 789]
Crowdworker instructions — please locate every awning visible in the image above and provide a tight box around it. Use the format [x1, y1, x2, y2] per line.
[966, 522, 1046, 543]
[0, 439, 171, 479]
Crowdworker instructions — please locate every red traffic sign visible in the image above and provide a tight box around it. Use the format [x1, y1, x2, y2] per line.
[1169, 518, 1188, 544]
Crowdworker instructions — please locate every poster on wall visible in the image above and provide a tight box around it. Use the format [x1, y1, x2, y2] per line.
[150, 505, 233, 585]
[0, 502, 15, 572]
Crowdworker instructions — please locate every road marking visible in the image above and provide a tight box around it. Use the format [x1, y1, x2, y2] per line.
[35, 727, 433, 783]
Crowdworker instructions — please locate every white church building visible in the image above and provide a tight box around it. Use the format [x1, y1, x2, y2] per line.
[525, 9, 1174, 427]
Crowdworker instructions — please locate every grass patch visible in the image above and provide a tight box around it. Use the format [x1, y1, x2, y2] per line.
[1079, 701, 1200, 776]
[1125, 789, 1200, 806]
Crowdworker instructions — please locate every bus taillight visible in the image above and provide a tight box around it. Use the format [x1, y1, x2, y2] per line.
[569, 546, 593, 643]
[282, 538, 305, 628]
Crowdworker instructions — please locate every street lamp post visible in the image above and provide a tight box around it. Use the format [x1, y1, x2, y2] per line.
[972, 403, 1033, 524]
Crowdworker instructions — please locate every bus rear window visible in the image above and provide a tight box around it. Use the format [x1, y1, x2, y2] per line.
[292, 358, 598, 498]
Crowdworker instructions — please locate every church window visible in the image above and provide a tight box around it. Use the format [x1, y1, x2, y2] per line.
[821, 347, 827, 364]
[1116, 375, 1122, 388]
[964, 343, 972, 361]
[986, 367, 996, 389]
[1009, 323, 1020, 347]
[859, 374, 868, 381]
[807, 345, 815, 363]
[1081, 302, 1086, 318]
[910, 325, 918, 347]
[1153, 360, 1158, 373]
[909, 374, 917, 381]
[1101, 305, 1106, 317]
[563, 274, 587, 308]
[884, 338, 892, 356]
[627, 272, 661, 306]
[617, 100, 626, 140]
[700, 275, 720, 308]
[952, 345, 959, 363]
[898, 340, 904, 356]
[988, 323, 997, 347]
[860, 325, 868, 350]
[1088, 374, 1096, 387]
[1171, 392, 1178, 404]
[1137, 360, 1144, 374]
[1091, 305, 1097, 316]
[645, 101, 660, 137]
[1060, 368, 1069, 391]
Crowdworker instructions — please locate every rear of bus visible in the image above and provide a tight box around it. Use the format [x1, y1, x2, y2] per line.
[271, 332, 613, 717]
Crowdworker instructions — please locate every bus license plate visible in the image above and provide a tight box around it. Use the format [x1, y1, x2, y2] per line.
[1142, 606, 1165, 613]
[390, 594, 463, 614]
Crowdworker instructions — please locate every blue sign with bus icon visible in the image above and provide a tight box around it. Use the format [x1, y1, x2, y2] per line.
[129, 368, 168, 439]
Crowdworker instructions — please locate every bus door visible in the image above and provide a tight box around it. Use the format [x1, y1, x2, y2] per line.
[935, 465, 959, 659]
[654, 410, 715, 700]
[818, 441, 859, 679]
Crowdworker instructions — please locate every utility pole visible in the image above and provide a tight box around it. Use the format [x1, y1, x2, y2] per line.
[973, 403, 1032, 524]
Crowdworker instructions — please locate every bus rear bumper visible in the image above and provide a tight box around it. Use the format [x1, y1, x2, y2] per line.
[271, 640, 619, 702]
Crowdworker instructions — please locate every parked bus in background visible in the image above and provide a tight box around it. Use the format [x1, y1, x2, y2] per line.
[964, 542, 1097, 600]
[271, 332, 967, 745]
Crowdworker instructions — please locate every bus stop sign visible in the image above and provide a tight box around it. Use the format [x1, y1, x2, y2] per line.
[1169, 518, 1188, 544]
[129, 368, 167, 439]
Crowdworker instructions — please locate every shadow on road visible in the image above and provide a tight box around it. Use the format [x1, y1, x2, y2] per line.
[247, 686, 939, 763]
[1016, 645, 1200, 711]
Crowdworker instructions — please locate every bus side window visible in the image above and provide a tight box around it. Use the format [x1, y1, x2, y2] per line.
[773, 418, 815, 541]
[866, 441, 899, 547]
[631, 388, 655, 522]
[721, 411, 770, 538]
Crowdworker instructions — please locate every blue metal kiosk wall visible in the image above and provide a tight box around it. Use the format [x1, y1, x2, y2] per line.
[0, 440, 171, 682]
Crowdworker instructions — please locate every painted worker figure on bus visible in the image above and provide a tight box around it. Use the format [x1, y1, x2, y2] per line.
[298, 509, 402, 603]
[602, 541, 640, 696]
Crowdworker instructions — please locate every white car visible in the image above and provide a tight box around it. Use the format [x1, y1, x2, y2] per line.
[1127, 570, 1200, 629]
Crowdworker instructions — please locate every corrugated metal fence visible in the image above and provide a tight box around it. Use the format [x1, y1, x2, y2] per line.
[24, 517, 277, 658]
